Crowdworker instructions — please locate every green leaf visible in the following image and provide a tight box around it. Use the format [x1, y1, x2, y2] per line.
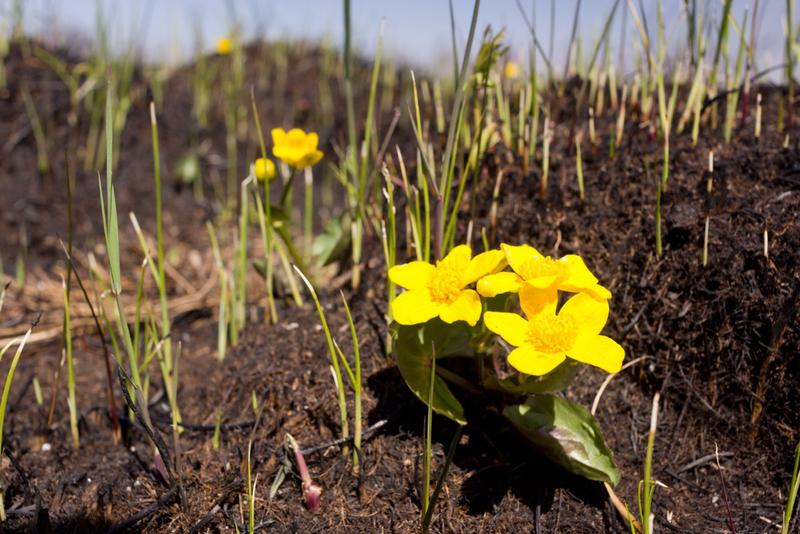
[268, 205, 290, 226]
[393, 320, 472, 425]
[473, 28, 508, 79]
[484, 360, 578, 395]
[503, 394, 620, 485]
[107, 187, 121, 294]
[311, 212, 351, 267]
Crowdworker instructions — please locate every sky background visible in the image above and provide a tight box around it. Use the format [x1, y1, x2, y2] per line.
[1, 0, 790, 79]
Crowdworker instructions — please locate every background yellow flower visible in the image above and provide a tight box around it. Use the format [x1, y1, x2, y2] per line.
[216, 36, 233, 55]
[271, 128, 324, 169]
[504, 61, 521, 79]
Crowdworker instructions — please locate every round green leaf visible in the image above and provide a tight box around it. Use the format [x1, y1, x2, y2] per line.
[393, 320, 472, 425]
[503, 394, 620, 485]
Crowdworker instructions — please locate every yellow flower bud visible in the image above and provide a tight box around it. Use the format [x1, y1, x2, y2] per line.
[254, 158, 276, 181]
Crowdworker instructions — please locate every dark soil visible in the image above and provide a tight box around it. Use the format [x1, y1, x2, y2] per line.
[0, 38, 798, 533]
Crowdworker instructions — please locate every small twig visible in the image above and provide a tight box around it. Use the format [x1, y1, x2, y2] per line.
[301, 419, 388, 456]
[715, 444, 737, 533]
[106, 484, 179, 533]
[676, 451, 734, 474]
[187, 477, 243, 534]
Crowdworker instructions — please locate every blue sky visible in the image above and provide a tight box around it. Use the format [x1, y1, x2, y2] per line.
[3, 0, 789, 77]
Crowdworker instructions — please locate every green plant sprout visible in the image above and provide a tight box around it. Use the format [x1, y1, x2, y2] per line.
[339, 292, 363, 472]
[99, 78, 141, 395]
[575, 130, 585, 200]
[128, 213, 181, 428]
[62, 276, 79, 449]
[638, 393, 660, 534]
[783, 442, 800, 534]
[293, 266, 349, 452]
[723, 9, 749, 143]
[250, 92, 278, 322]
[0, 325, 33, 522]
[246, 440, 257, 533]
[207, 222, 229, 361]
[149, 102, 180, 426]
[20, 84, 50, 175]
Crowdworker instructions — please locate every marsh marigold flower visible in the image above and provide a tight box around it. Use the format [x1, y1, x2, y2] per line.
[389, 245, 505, 326]
[504, 61, 521, 79]
[216, 36, 233, 55]
[271, 128, 324, 169]
[484, 286, 624, 375]
[254, 157, 276, 181]
[477, 244, 611, 300]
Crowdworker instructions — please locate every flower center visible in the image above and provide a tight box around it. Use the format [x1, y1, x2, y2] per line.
[526, 314, 578, 353]
[519, 255, 564, 282]
[427, 263, 463, 304]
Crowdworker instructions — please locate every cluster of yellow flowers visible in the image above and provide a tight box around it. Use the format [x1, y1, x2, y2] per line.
[215, 34, 324, 181]
[389, 244, 624, 376]
[253, 128, 324, 182]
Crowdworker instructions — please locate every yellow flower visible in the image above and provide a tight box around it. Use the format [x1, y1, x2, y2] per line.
[477, 243, 611, 300]
[389, 245, 505, 327]
[484, 286, 624, 375]
[504, 61, 521, 79]
[254, 157, 276, 181]
[271, 128, 324, 169]
[216, 36, 233, 55]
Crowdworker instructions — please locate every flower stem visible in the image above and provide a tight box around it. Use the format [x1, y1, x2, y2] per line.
[304, 167, 313, 263]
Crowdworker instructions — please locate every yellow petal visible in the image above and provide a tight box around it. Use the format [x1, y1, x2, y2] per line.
[287, 128, 306, 143]
[297, 149, 323, 169]
[559, 292, 609, 336]
[271, 128, 287, 146]
[476, 272, 524, 297]
[558, 255, 599, 293]
[464, 249, 506, 285]
[501, 243, 543, 276]
[483, 311, 530, 346]
[388, 261, 435, 290]
[441, 244, 472, 269]
[584, 283, 612, 300]
[567, 334, 624, 373]
[306, 132, 319, 151]
[273, 145, 297, 166]
[525, 275, 558, 289]
[439, 289, 482, 326]
[507, 345, 566, 376]
[518, 285, 558, 319]
[391, 289, 441, 325]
